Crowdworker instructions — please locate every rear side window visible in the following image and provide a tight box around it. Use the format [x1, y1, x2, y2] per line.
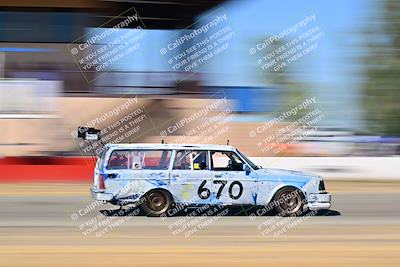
[107, 150, 171, 170]
[96, 146, 109, 170]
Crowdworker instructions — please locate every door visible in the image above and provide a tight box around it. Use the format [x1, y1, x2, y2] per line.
[169, 150, 212, 204]
[210, 150, 258, 205]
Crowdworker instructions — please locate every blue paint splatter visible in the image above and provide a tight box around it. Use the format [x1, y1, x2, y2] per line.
[252, 193, 257, 205]
[146, 173, 168, 187]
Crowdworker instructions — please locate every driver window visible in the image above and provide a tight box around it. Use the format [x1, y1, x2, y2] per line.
[211, 151, 244, 171]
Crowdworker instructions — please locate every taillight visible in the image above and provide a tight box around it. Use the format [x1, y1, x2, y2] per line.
[99, 174, 105, 190]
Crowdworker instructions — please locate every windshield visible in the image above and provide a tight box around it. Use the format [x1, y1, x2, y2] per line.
[236, 150, 260, 170]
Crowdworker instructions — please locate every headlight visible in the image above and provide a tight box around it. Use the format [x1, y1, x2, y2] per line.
[309, 194, 318, 202]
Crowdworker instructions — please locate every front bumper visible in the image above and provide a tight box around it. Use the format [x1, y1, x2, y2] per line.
[90, 188, 114, 201]
[307, 192, 331, 210]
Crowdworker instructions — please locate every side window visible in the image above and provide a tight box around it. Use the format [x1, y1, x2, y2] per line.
[107, 150, 171, 170]
[173, 150, 208, 170]
[139, 150, 171, 170]
[108, 150, 129, 170]
[192, 150, 208, 170]
[96, 146, 109, 170]
[211, 151, 245, 171]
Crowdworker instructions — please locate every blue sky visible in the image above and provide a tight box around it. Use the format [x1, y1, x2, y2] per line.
[89, 0, 378, 129]
[197, 0, 378, 128]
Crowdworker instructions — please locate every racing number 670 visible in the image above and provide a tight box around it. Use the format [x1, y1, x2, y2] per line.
[198, 180, 243, 200]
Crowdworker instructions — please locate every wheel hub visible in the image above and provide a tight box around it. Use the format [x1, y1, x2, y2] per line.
[149, 192, 167, 211]
[279, 190, 301, 213]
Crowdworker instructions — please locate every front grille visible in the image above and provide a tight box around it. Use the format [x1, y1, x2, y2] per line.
[319, 180, 326, 191]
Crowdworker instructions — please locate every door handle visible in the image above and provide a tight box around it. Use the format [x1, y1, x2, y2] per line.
[172, 173, 181, 178]
[107, 173, 118, 179]
[214, 174, 222, 178]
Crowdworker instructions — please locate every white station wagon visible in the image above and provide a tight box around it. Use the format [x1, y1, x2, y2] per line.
[90, 143, 331, 217]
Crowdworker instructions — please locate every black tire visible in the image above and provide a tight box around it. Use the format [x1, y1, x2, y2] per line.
[273, 187, 305, 217]
[141, 189, 172, 217]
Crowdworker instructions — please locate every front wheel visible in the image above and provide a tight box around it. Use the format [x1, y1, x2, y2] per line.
[141, 189, 172, 217]
[273, 187, 305, 216]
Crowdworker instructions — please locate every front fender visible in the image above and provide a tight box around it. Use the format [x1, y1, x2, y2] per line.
[256, 180, 308, 206]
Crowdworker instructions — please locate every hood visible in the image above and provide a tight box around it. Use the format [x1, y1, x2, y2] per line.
[254, 168, 319, 183]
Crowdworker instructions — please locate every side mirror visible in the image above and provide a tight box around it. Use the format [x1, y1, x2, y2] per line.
[243, 164, 251, 174]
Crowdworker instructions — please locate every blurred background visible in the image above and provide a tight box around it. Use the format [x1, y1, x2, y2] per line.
[0, 0, 400, 182]
[1, 2, 400, 267]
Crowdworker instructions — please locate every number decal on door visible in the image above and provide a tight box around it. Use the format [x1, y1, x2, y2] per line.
[213, 180, 228, 199]
[198, 180, 211, 199]
[228, 181, 243, 200]
[198, 180, 243, 200]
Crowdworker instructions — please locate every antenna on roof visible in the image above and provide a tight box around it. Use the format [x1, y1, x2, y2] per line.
[226, 139, 230, 145]
[161, 139, 165, 144]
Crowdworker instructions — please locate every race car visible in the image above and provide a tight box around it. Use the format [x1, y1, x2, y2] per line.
[89, 142, 331, 217]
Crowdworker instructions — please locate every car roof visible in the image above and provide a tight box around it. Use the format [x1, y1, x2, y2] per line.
[105, 143, 237, 152]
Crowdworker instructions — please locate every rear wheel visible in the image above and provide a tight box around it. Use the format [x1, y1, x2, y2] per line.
[273, 187, 305, 216]
[141, 189, 172, 217]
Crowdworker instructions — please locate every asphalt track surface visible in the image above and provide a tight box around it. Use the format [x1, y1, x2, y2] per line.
[1, 181, 400, 267]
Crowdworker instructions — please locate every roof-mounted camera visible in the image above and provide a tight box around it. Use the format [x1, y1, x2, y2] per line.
[77, 127, 101, 141]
